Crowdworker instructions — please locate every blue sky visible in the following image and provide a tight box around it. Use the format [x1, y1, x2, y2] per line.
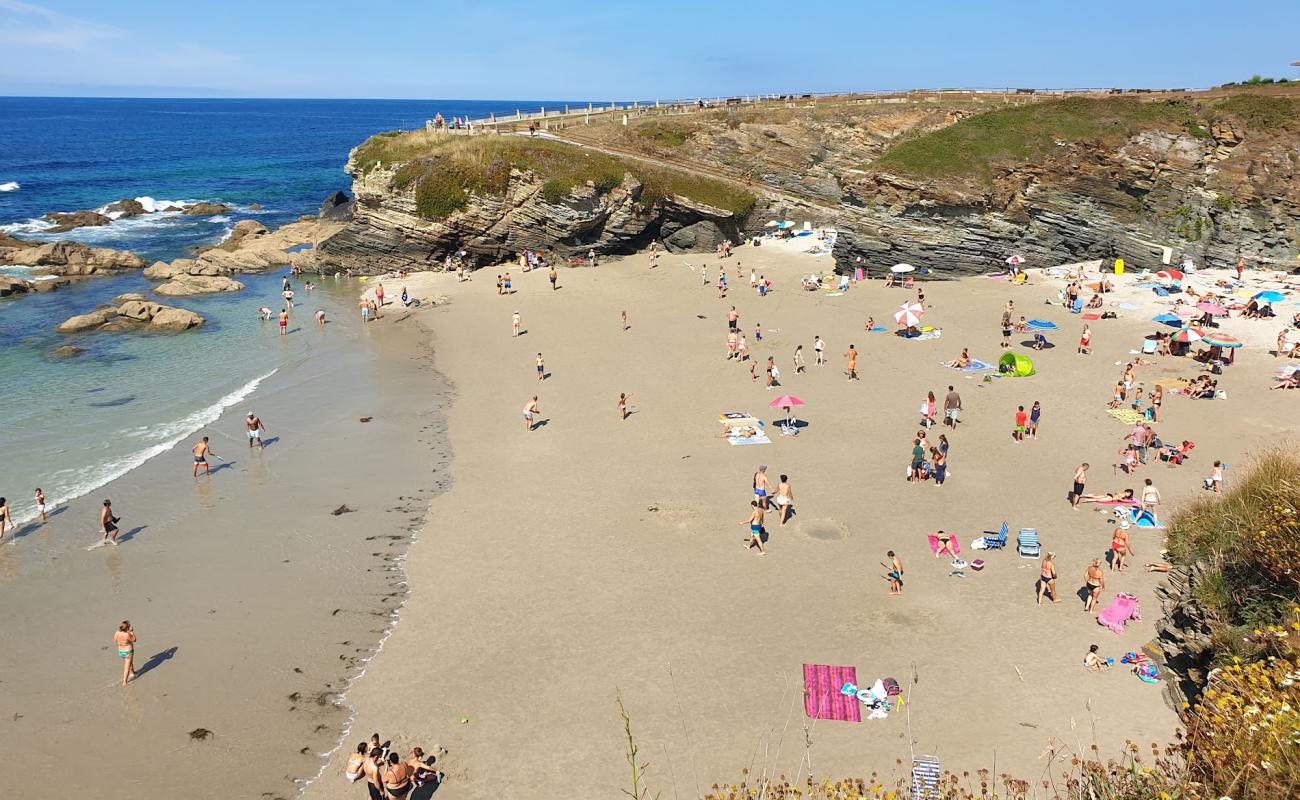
[1, 0, 1297, 99]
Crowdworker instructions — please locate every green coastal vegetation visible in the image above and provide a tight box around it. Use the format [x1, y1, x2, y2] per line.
[871, 95, 1299, 184]
[353, 131, 755, 220]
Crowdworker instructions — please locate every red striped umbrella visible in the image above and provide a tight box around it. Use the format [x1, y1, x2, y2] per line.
[1156, 269, 1184, 283]
[1171, 328, 1202, 344]
[1201, 333, 1242, 348]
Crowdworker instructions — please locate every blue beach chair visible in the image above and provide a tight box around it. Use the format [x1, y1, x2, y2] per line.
[983, 521, 1009, 550]
[1017, 528, 1041, 559]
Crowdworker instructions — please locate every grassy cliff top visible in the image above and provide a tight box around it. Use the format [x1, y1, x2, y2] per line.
[352, 131, 755, 220]
[872, 93, 1300, 183]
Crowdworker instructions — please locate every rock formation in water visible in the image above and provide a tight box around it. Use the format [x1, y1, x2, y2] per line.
[0, 235, 146, 274]
[153, 274, 246, 295]
[144, 218, 344, 279]
[57, 295, 205, 334]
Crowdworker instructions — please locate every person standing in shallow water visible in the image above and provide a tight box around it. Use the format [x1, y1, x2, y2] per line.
[114, 620, 136, 685]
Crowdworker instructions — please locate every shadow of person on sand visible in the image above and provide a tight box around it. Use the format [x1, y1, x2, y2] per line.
[530, 418, 550, 431]
[259, 436, 281, 448]
[208, 461, 236, 475]
[116, 525, 149, 544]
[134, 646, 178, 680]
[411, 777, 442, 799]
[12, 506, 69, 539]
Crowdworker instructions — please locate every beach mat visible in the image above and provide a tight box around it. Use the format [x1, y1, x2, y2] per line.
[803, 664, 861, 722]
[941, 358, 993, 372]
[1107, 408, 1146, 425]
[729, 431, 772, 446]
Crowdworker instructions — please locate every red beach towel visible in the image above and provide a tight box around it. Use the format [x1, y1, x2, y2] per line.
[1082, 314, 1101, 320]
[802, 663, 861, 721]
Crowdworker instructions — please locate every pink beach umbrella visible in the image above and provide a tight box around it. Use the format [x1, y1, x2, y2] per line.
[1200, 333, 1242, 348]
[768, 395, 806, 409]
[1005, 254, 1026, 265]
[894, 302, 924, 327]
[1196, 302, 1227, 317]
[1171, 328, 1203, 344]
[1174, 305, 1199, 318]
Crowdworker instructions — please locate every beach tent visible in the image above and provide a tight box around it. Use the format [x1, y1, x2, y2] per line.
[998, 352, 1035, 377]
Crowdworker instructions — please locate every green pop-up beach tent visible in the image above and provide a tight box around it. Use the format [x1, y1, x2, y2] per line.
[998, 351, 1036, 377]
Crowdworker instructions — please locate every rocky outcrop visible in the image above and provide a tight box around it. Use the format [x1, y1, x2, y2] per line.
[1152, 562, 1220, 710]
[1, 239, 146, 274]
[319, 191, 353, 221]
[154, 274, 245, 295]
[2, 275, 33, 297]
[43, 210, 112, 232]
[144, 218, 343, 279]
[104, 199, 147, 218]
[182, 202, 232, 216]
[57, 298, 204, 334]
[209, 219, 268, 252]
[315, 158, 743, 273]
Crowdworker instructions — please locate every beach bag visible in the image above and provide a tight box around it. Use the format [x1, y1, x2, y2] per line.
[883, 678, 901, 697]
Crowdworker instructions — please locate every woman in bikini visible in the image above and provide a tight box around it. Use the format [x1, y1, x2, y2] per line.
[1110, 525, 1133, 572]
[774, 475, 794, 526]
[1083, 560, 1105, 613]
[0, 496, 11, 541]
[114, 620, 137, 685]
[344, 742, 369, 783]
[382, 752, 414, 798]
[934, 530, 956, 558]
[1038, 552, 1059, 605]
[1151, 384, 1163, 422]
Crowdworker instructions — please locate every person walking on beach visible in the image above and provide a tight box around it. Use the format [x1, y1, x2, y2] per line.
[621, 310, 629, 331]
[522, 396, 539, 431]
[943, 385, 962, 428]
[1014, 405, 1027, 442]
[737, 334, 748, 362]
[375, 283, 385, 308]
[1141, 478, 1161, 517]
[512, 311, 521, 337]
[1111, 524, 1133, 571]
[794, 345, 806, 374]
[0, 496, 11, 541]
[278, 309, 288, 335]
[753, 466, 772, 510]
[114, 620, 137, 685]
[1071, 463, 1089, 509]
[192, 437, 217, 476]
[245, 413, 266, 448]
[1083, 560, 1105, 613]
[548, 266, 558, 290]
[1038, 552, 1059, 605]
[536, 353, 545, 381]
[742, 500, 767, 555]
[1078, 324, 1092, 355]
[1204, 460, 1224, 492]
[618, 392, 632, 421]
[921, 391, 937, 428]
[886, 551, 903, 596]
[773, 474, 795, 525]
[844, 344, 858, 381]
[814, 335, 825, 366]
[1026, 401, 1041, 438]
[765, 357, 777, 389]
[727, 306, 739, 332]
[34, 488, 46, 524]
[99, 498, 121, 545]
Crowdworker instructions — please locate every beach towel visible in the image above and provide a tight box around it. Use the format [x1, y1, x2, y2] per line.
[1082, 313, 1101, 320]
[1097, 592, 1142, 634]
[910, 329, 943, 341]
[803, 664, 861, 722]
[927, 533, 961, 556]
[728, 431, 771, 446]
[940, 358, 993, 372]
[1107, 408, 1146, 425]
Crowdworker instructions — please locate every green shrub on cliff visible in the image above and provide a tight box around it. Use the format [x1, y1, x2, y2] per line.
[356, 132, 754, 220]
[1211, 94, 1299, 130]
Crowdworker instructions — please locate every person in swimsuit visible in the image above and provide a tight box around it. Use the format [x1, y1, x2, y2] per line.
[278, 309, 289, 334]
[1078, 324, 1092, 354]
[1084, 644, 1110, 671]
[536, 353, 545, 382]
[752, 466, 772, 509]
[621, 310, 629, 331]
[931, 448, 947, 485]
[382, 752, 413, 798]
[245, 413, 266, 448]
[362, 747, 385, 800]
[1151, 385, 1163, 422]
[814, 335, 825, 365]
[345, 742, 368, 783]
[192, 436, 215, 477]
[1027, 401, 1041, 438]
[114, 620, 137, 685]
[0, 496, 11, 541]
[844, 345, 858, 380]
[617, 392, 632, 420]
[886, 551, 903, 596]
[1141, 478, 1161, 518]
[407, 747, 441, 789]
[742, 500, 766, 555]
[100, 498, 121, 545]
[934, 530, 956, 558]
[512, 311, 521, 337]
[34, 487, 46, 523]
[1084, 560, 1105, 613]
[1038, 552, 1059, 605]
[522, 396, 539, 431]
[548, 267, 558, 290]
[774, 475, 794, 526]
[1071, 463, 1089, 509]
[793, 345, 805, 374]
[315, 309, 326, 325]
[375, 283, 385, 308]
[1110, 525, 1133, 571]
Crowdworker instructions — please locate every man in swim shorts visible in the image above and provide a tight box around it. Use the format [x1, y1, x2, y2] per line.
[192, 436, 216, 476]
[246, 413, 266, 448]
[100, 498, 121, 545]
[1071, 463, 1089, 509]
[522, 396, 539, 431]
[887, 551, 903, 595]
[752, 465, 772, 510]
[742, 500, 766, 555]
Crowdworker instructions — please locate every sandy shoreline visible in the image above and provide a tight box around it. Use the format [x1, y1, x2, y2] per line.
[305, 246, 1295, 799]
[0, 292, 450, 800]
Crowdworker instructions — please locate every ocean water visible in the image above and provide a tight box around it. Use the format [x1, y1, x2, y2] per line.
[0, 97, 555, 521]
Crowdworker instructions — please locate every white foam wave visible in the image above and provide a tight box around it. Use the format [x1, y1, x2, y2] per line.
[0, 217, 55, 236]
[207, 215, 231, 223]
[133, 196, 191, 213]
[0, 181, 19, 192]
[7, 369, 277, 525]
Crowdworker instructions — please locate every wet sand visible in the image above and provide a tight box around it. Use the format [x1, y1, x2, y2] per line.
[308, 245, 1295, 800]
[0, 293, 449, 800]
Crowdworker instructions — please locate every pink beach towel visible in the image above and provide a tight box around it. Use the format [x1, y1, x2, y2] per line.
[1097, 592, 1142, 634]
[802, 664, 861, 722]
[927, 534, 961, 556]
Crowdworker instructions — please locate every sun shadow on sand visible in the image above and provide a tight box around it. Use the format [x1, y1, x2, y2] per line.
[116, 525, 149, 543]
[134, 646, 178, 680]
[12, 506, 69, 540]
[260, 437, 281, 448]
[207, 461, 237, 475]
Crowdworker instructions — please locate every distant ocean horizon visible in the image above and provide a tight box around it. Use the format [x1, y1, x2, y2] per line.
[0, 96, 562, 522]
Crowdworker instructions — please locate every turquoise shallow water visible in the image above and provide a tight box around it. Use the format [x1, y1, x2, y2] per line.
[0, 96, 557, 522]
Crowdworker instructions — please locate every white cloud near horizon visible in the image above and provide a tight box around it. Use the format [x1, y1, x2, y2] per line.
[0, 0, 122, 49]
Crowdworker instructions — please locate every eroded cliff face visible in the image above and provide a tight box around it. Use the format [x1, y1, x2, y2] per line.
[825, 124, 1300, 274]
[315, 155, 742, 274]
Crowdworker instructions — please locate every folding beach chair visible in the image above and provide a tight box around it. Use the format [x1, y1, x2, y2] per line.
[911, 755, 941, 800]
[983, 521, 1008, 550]
[1017, 528, 1041, 559]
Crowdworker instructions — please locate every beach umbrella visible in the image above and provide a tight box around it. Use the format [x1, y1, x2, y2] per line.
[1005, 254, 1026, 265]
[1171, 328, 1202, 344]
[1196, 301, 1227, 316]
[1156, 269, 1184, 283]
[764, 220, 780, 227]
[1152, 313, 1182, 327]
[1201, 333, 1243, 348]
[891, 263, 915, 274]
[894, 307, 924, 327]
[1026, 319, 1058, 330]
[768, 395, 806, 408]
[1254, 290, 1285, 304]
[1174, 305, 1199, 318]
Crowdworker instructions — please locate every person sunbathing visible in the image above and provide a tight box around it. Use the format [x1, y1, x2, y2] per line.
[1272, 374, 1300, 390]
[944, 348, 972, 368]
[933, 531, 957, 558]
[1086, 293, 1103, 309]
[1077, 489, 1137, 503]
